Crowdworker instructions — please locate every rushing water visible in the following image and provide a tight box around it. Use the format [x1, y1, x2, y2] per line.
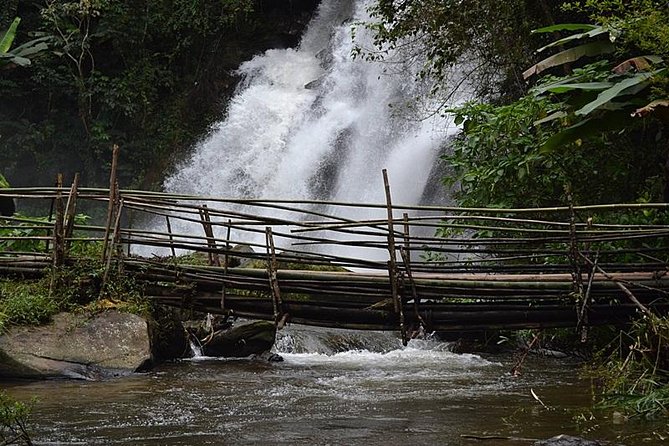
[135, 0, 461, 259]
[4, 326, 667, 445]
[163, 0, 457, 207]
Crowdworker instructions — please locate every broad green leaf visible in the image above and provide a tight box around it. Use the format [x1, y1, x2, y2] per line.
[530, 73, 590, 95]
[13, 39, 49, 58]
[536, 26, 608, 53]
[575, 69, 665, 116]
[0, 17, 20, 54]
[541, 82, 614, 94]
[0, 55, 31, 67]
[0, 174, 9, 188]
[533, 111, 567, 126]
[532, 24, 598, 34]
[523, 42, 616, 79]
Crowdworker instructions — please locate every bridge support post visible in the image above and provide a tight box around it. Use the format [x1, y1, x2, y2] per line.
[266, 227, 286, 329]
[63, 173, 80, 256]
[566, 186, 587, 340]
[383, 169, 406, 345]
[52, 174, 65, 268]
[221, 219, 232, 311]
[199, 205, 220, 267]
[102, 144, 120, 264]
[401, 212, 425, 337]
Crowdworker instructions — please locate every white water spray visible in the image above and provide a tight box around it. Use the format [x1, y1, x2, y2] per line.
[164, 0, 460, 207]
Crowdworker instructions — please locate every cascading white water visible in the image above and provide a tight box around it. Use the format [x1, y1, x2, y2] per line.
[164, 0, 460, 207]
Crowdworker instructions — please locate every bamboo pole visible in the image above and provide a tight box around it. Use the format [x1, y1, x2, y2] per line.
[44, 176, 59, 254]
[63, 173, 80, 254]
[4, 185, 669, 213]
[382, 170, 400, 311]
[265, 227, 284, 327]
[199, 205, 220, 267]
[102, 145, 120, 263]
[52, 174, 65, 268]
[102, 199, 124, 295]
[221, 219, 232, 311]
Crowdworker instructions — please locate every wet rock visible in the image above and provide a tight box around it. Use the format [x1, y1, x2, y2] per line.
[534, 435, 602, 446]
[253, 351, 284, 362]
[0, 311, 152, 380]
[201, 320, 276, 358]
[149, 306, 190, 362]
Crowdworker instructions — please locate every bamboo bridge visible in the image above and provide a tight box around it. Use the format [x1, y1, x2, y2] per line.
[1, 169, 668, 343]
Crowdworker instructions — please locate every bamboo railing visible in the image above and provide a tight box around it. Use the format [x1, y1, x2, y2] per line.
[1, 169, 668, 339]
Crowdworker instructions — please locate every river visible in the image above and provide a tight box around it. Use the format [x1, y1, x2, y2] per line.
[4, 325, 666, 445]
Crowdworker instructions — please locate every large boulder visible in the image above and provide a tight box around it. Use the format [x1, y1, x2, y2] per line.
[0, 311, 152, 380]
[200, 320, 277, 358]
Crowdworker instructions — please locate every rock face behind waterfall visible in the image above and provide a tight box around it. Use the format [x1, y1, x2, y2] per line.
[0, 311, 153, 380]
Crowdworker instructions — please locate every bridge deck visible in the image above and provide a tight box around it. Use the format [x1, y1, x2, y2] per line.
[1, 182, 668, 338]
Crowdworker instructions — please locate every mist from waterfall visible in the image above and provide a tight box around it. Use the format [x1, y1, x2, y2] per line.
[164, 0, 461, 207]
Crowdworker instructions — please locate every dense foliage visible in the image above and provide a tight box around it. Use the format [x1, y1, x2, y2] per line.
[444, 2, 668, 208]
[1, 0, 317, 189]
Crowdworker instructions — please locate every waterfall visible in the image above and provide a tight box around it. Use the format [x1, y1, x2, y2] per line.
[164, 0, 461, 207]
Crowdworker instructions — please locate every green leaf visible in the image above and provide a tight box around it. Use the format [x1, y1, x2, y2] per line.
[575, 70, 664, 116]
[540, 82, 615, 94]
[0, 17, 20, 54]
[11, 38, 49, 58]
[523, 42, 616, 79]
[536, 26, 608, 53]
[532, 24, 599, 34]
[533, 111, 568, 126]
[0, 55, 31, 67]
[0, 174, 10, 189]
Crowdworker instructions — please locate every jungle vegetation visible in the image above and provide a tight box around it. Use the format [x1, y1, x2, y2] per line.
[0, 0, 317, 189]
